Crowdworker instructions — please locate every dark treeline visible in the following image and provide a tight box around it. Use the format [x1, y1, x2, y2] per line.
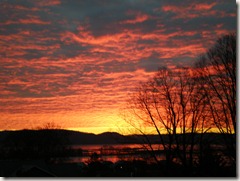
[0, 129, 229, 146]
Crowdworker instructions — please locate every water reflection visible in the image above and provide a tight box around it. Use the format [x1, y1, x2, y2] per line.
[62, 144, 165, 164]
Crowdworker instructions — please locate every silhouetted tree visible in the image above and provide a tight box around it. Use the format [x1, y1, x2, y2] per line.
[36, 122, 62, 130]
[195, 33, 236, 163]
[124, 33, 236, 176]
[124, 67, 209, 175]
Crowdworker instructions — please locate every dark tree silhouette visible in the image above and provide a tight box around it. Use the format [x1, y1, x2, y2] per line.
[195, 33, 236, 163]
[123, 32, 236, 176]
[124, 67, 209, 175]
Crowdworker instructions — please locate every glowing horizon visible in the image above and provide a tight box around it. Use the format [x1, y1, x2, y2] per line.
[0, 0, 236, 134]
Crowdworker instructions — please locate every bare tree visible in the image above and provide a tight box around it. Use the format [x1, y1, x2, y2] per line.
[123, 33, 235, 176]
[124, 67, 209, 173]
[195, 33, 236, 162]
[36, 121, 62, 130]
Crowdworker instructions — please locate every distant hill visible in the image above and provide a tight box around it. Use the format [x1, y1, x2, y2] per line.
[0, 129, 226, 146]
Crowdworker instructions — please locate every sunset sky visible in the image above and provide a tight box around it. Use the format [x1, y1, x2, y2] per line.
[0, 0, 236, 134]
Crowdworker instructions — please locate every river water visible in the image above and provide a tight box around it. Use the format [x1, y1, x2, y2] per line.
[61, 143, 225, 164]
[63, 143, 165, 163]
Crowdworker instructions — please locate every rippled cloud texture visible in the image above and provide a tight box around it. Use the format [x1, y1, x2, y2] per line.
[0, 0, 236, 133]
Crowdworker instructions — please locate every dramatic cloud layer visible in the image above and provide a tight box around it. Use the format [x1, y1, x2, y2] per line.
[0, 0, 236, 134]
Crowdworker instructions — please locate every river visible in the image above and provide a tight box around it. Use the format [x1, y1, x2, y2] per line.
[62, 143, 165, 163]
[56, 143, 224, 164]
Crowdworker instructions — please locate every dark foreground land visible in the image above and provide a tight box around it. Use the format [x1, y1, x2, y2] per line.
[0, 158, 236, 177]
[0, 129, 236, 177]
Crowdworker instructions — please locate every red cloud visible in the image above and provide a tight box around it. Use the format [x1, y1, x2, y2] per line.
[161, 2, 223, 19]
[193, 3, 217, 11]
[62, 25, 208, 65]
[1, 18, 50, 25]
[121, 13, 150, 24]
[19, 18, 50, 25]
[162, 2, 216, 12]
[33, 0, 61, 6]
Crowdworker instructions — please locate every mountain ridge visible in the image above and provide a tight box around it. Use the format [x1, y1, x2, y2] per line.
[0, 129, 226, 146]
